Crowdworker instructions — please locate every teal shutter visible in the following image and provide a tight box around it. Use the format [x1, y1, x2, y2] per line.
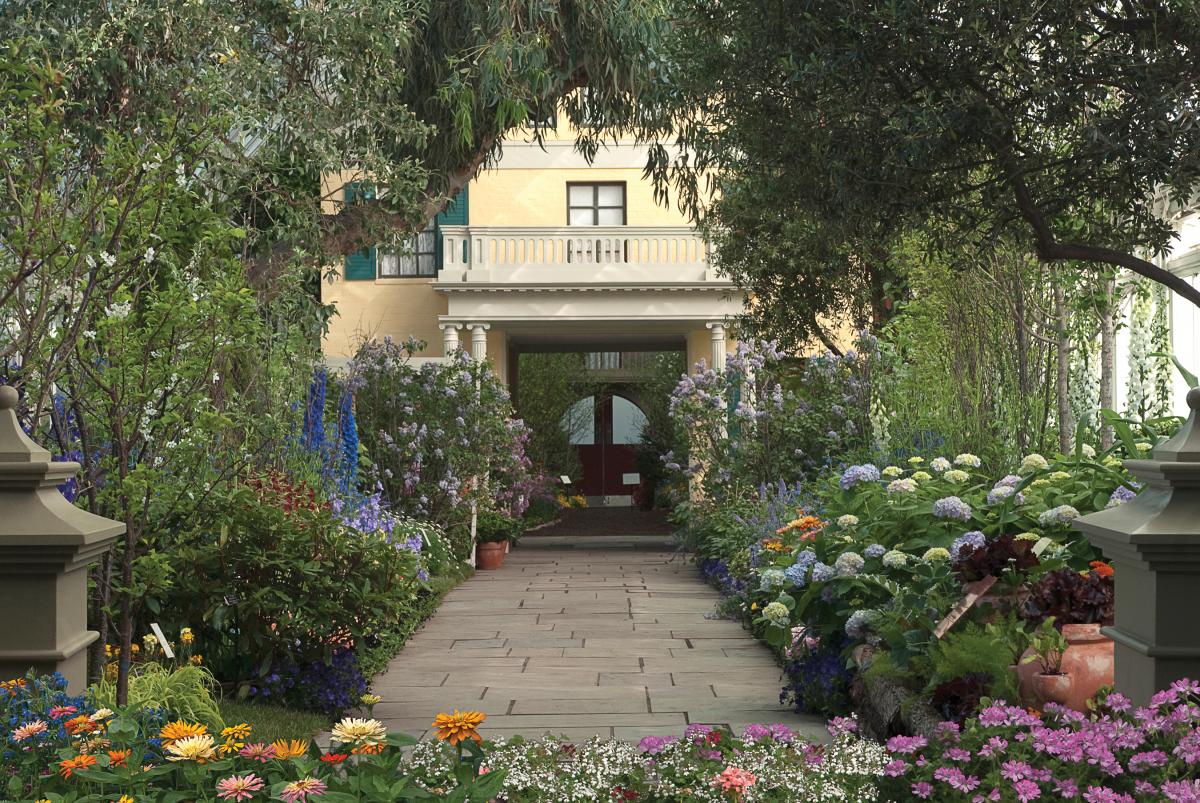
[434, 186, 469, 267]
[343, 182, 376, 280]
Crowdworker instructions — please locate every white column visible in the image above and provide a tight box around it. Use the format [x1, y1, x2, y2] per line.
[469, 322, 490, 362]
[707, 322, 727, 372]
[440, 322, 462, 356]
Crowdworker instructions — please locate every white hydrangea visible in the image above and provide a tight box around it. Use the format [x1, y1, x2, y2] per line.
[930, 457, 951, 472]
[954, 453, 982, 468]
[887, 478, 917, 494]
[944, 469, 970, 484]
[882, 550, 908, 568]
[1020, 453, 1049, 473]
[836, 514, 859, 527]
[882, 465, 904, 478]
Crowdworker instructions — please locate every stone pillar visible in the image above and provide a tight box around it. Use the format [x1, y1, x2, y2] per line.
[440, 322, 462, 356]
[0, 386, 124, 692]
[1075, 386, 1200, 704]
[707, 321, 727, 372]
[469, 323, 490, 363]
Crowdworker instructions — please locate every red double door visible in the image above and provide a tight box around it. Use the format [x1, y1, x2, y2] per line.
[574, 394, 643, 500]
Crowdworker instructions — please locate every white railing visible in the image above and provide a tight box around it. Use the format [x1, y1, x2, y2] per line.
[438, 226, 714, 283]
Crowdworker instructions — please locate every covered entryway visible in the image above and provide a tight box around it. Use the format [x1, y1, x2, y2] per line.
[564, 391, 649, 503]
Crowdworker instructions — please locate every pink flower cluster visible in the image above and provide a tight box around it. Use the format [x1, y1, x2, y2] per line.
[880, 680, 1200, 802]
[712, 766, 756, 797]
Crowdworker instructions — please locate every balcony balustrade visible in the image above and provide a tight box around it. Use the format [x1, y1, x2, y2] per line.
[436, 225, 722, 285]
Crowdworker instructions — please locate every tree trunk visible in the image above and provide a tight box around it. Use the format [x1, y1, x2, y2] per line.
[1013, 274, 1031, 452]
[1055, 282, 1072, 453]
[115, 517, 136, 705]
[1099, 278, 1117, 450]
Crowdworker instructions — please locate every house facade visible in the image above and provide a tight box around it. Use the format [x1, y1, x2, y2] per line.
[321, 120, 742, 384]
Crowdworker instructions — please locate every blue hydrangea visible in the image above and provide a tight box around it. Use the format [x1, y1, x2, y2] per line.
[1107, 485, 1138, 507]
[759, 568, 786, 591]
[987, 485, 1025, 506]
[834, 551, 865, 577]
[839, 463, 881, 490]
[864, 544, 886, 559]
[932, 495, 973, 521]
[811, 562, 835, 582]
[844, 609, 880, 640]
[1038, 504, 1081, 527]
[951, 530, 987, 559]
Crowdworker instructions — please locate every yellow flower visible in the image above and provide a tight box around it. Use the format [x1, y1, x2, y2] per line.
[164, 734, 216, 763]
[750, 602, 759, 611]
[189, 655, 204, 666]
[360, 693, 382, 706]
[218, 739, 244, 756]
[159, 720, 207, 745]
[271, 738, 309, 760]
[330, 717, 387, 748]
[90, 708, 114, 722]
[221, 723, 252, 741]
[118, 797, 135, 803]
[180, 627, 194, 645]
[431, 710, 485, 746]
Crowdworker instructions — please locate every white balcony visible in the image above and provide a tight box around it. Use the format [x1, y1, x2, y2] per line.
[435, 225, 726, 287]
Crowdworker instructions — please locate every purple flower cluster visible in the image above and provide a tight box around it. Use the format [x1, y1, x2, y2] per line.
[882, 681, 1200, 802]
[933, 495, 973, 521]
[951, 530, 987, 560]
[742, 723, 799, 743]
[840, 463, 881, 490]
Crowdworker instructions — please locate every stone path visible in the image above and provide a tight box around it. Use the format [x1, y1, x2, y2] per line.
[372, 527, 825, 743]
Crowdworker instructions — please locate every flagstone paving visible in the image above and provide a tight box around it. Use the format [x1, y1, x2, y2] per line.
[373, 527, 825, 742]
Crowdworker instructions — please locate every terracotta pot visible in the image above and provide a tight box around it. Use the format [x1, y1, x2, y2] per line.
[1033, 673, 1072, 707]
[1016, 623, 1114, 711]
[476, 541, 506, 570]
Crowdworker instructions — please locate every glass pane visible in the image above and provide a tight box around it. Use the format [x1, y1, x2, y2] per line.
[569, 207, 594, 226]
[612, 396, 647, 445]
[562, 397, 595, 445]
[378, 253, 398, 277]
[569, 185, 594, 206]
[597, 184, 624, 206]
[597, 207, 623, 225]
[417, 230, 437, 254]
[396, 253, 417, 276]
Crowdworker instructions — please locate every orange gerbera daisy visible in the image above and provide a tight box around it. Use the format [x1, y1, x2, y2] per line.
[271, 739, 309, 760]
[59, 753, 97, 779]
[159, 720, 207, 745]
[431, 710, 486, 746]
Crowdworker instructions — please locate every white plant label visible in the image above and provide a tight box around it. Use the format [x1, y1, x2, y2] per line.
[150, 622, 176, 659]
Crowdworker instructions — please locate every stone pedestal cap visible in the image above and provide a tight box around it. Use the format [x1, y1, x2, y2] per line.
[0, 385, 124, 572]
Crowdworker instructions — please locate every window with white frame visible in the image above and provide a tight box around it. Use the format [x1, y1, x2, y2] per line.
[568, 183, 626, 226]
[379, 225, 437, 277]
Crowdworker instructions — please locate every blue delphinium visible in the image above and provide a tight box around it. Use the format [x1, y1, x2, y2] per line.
[249, 648, 367, 716]
[781, 642, 854, 718]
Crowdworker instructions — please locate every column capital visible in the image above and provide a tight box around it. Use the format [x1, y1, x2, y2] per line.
[438, 321, 463, 332]
[467, 322, 491, 333]
[706, 321, 726, 333]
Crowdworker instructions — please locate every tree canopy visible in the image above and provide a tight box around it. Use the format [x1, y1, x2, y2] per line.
[647, 0, 1200, 323]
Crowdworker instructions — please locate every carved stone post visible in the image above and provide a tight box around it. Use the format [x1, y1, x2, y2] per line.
[0, 386, 124, 692]
[1074, 387, 1200, 703]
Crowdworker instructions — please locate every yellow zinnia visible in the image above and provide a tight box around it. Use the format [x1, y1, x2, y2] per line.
[159, 720, 207, 745]
[431, 710, 485, 746]
[164, 734, 216, 763]
[221, 723, 252, 741]
[330, 717, 387, 748]
[271, 738, 309, 760]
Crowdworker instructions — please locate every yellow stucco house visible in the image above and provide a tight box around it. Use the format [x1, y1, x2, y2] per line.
[320, 118, 743, 383]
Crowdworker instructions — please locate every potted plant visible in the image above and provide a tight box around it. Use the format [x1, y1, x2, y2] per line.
[475, 511, 521, 570]
[1020, 618, 1071, 707]
[1017, 565, 1115, 710]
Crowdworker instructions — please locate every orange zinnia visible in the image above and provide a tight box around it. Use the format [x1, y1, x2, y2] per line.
[350, 743, 386, 755]
[271, 739, 309, 760]
[59, 753, 97, 778]
[1090, 561, 1114, 578]
[64, 714, 98, 735]
[159, 720, 207, 745]
[107, 749, 131, 767]
[431, 710, 485, 745]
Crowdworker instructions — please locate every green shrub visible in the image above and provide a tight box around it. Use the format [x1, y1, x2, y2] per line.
[89, 662, 223, 731]
[476, 510, 522, 543]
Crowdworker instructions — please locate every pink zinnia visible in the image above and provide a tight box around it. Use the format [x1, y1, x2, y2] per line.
[280, 777, 327, 803]
[48, 706, 77, 719]
[217, 774, 265, 801]
[238, 743, 277, 762]
[11, 720, 48, 741]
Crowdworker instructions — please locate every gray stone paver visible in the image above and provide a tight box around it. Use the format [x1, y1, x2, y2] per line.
[372, 534, 824, 742]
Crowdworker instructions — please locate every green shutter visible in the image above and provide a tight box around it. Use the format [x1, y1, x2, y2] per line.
[343, 182, 376, 280]
[435, 186, 469, 267]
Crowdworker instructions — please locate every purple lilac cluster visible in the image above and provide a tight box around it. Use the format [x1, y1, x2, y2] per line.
[882, 680, 1200, 802]
[840, 463, 881, 490]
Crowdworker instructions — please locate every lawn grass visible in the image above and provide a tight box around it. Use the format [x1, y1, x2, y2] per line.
[217, 699, 328, 743]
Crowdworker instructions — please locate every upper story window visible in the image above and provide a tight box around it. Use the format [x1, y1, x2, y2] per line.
[568, 183, 626, 226]
[379, 225, 437, 277]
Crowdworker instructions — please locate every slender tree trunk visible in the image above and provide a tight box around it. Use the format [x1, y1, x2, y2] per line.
[1099, 277, 1117, 450]
[1013, 275, 1031, 452]
[1054, 282, 1073, 453]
